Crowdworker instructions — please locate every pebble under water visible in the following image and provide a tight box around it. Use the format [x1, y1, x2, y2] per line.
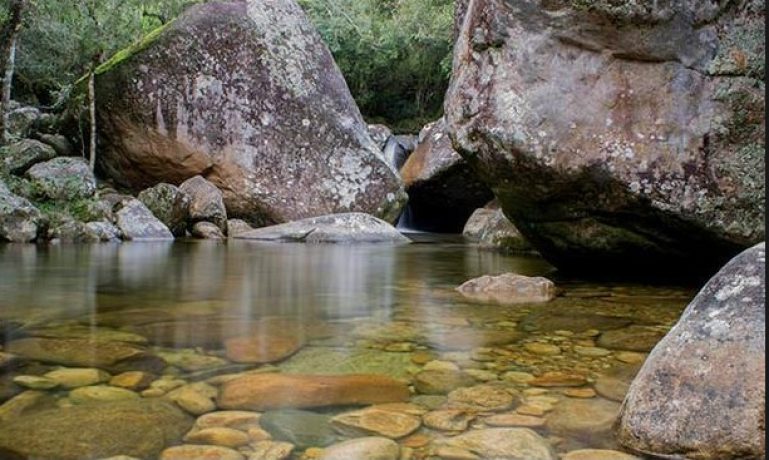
[0, 236, 695, 460]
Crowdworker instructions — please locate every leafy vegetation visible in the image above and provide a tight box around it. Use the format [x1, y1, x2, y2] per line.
[4, 0, 453, 130]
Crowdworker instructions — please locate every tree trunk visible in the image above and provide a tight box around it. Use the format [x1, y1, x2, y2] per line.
[88, 70, 96, 170]
[0, 0, 26, 145]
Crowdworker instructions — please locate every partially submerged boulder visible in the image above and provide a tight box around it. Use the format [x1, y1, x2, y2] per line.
[179, 176, 227, 232]
[137, 183, 190, 237]
[617, 243, 766, 459]
[0, 181, 44, 243]
[445, 0, 765, 277]
[95, 0, 406, 225]
[234, 213, 410, 244]
[113, 198, 174, 241]
[457, 273, 556, 304]
[463, 202, 533, 252]
[400, 118, 492, 232]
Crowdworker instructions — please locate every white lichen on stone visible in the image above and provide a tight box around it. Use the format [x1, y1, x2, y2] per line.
[322, 149, 374, 209]
[714, 275, 762, 302]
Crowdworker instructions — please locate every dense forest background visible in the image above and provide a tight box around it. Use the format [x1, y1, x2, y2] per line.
[1, 0, 454, 132]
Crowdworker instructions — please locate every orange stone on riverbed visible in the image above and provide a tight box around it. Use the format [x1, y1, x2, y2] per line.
[217, 373, 410, 411]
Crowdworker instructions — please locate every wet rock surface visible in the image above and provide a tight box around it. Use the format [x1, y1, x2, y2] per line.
[457, 273, 556, 304]
[618, 243, 766, 459]
[463, 202, 533, 253]
[445, 0, 765, 276]
[95, 0, 406, 225]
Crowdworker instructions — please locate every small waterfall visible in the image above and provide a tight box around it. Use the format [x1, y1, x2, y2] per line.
[396, 204, 421, 233]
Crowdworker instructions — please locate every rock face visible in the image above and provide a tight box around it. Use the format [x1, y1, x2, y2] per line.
[463, 202, 532, 252]
[400, 118, 492, 232]
[217, 373, 410, 411]
[617, 243, 766, 459]
[445, 0, 765, 277]
[94, 0, 406, 225]
[26, 157, 97, 201]
[0, 399, 192, 460]
[0, 181, 43, 242]
[457, 273, 556, 304]
[234, 213, 410, 244]
[138, 183, 190, 236]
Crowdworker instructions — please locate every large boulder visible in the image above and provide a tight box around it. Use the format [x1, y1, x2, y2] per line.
[617, 243, 765, 459]
[1, 139, 57, 175]
[113, 198, 174, 241]
[25, 157, 97, 201]
[234, 213, 410, 244]
[178, 175, 227, 232]
[94, 0, 406, 226]
[445, 0, 765, 277]
[137, 183, 190, 237]
[0, 181, 44, 242]
[463, 201, 533, 252]
[400, 118, 492, 232]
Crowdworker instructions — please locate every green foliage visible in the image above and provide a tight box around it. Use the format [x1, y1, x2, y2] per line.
[298, 0, 454, 131]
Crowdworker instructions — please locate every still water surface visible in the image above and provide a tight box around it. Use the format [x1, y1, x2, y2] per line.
[0, 237, 694, 459]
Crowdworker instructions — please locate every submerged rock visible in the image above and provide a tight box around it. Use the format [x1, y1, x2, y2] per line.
[400, 118, 492, 232]
[25, 157, 96, 201]
[1, 139, 56, 175]
[217, 373, 410, 411]
[320, 437, 400, 460]
[445, 0, 765, 277]
[432, 428, 556, 460]
[234, 213, 410, 244]
[159, 445, 245, 460]
[137, 183, 190, 237]
[0, 181, 43, 242]
[617, 243, 766, 459]
[260, 409, 337, 449]
[0, 399, 192, 460]
[331, 407, 421, 439]
[457, 273, 556, 304]
[463, 203, 533, 252]
[546, 398, 621, 444]
[224, 334, 304, 364]
[95, 0, 405, 225]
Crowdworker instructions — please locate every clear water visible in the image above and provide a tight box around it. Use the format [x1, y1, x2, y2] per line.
[0, 237, 695, 459]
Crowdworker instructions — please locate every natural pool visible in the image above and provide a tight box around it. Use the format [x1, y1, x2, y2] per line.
[0, 236, 695, 460]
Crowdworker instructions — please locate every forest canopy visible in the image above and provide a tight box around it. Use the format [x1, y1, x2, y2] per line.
[3, 0, 454, 131]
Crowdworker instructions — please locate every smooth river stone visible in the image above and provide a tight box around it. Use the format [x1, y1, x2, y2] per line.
[159, 445, 245, 460]
[529, 371, 588, 388]
[194, 411, 262, 431]
[0, 400, 193, 460]
[44, 367, 111, 388]
[224, 334, 304, 364]
[562, 449, 641, 460]
[331, 407, 421, 439]
[320, 437, 401, 460]
[432, 428, 556, 460]
[414, 370, 475, 395]
[183, 427, 250, 448]
[447, 385, 519, 412]
[250, 441, 295, 460]
[217, 373, 410, 411]
[5, 337, 165, 374]
[484, 413, 545, 428]
[456, 273, 556, 304]
[69, 385, 139, 404]
[422, 409, 475, 431]
[546, 398, 621, 443]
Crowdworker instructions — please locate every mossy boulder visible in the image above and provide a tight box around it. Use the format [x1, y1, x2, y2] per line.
[446, 0, 765, 278]
[94, 0, 406, 226]
[25, 157, 96, 202]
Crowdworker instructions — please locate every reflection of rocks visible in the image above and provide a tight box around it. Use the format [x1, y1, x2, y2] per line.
[235, 213, 410, 244]
[618, 243, 766, 459]
[0, 400, 192, 460]
[217, 373, 410, 411]
[432, 428, 556, 460]
[457, 273, 555, 304]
